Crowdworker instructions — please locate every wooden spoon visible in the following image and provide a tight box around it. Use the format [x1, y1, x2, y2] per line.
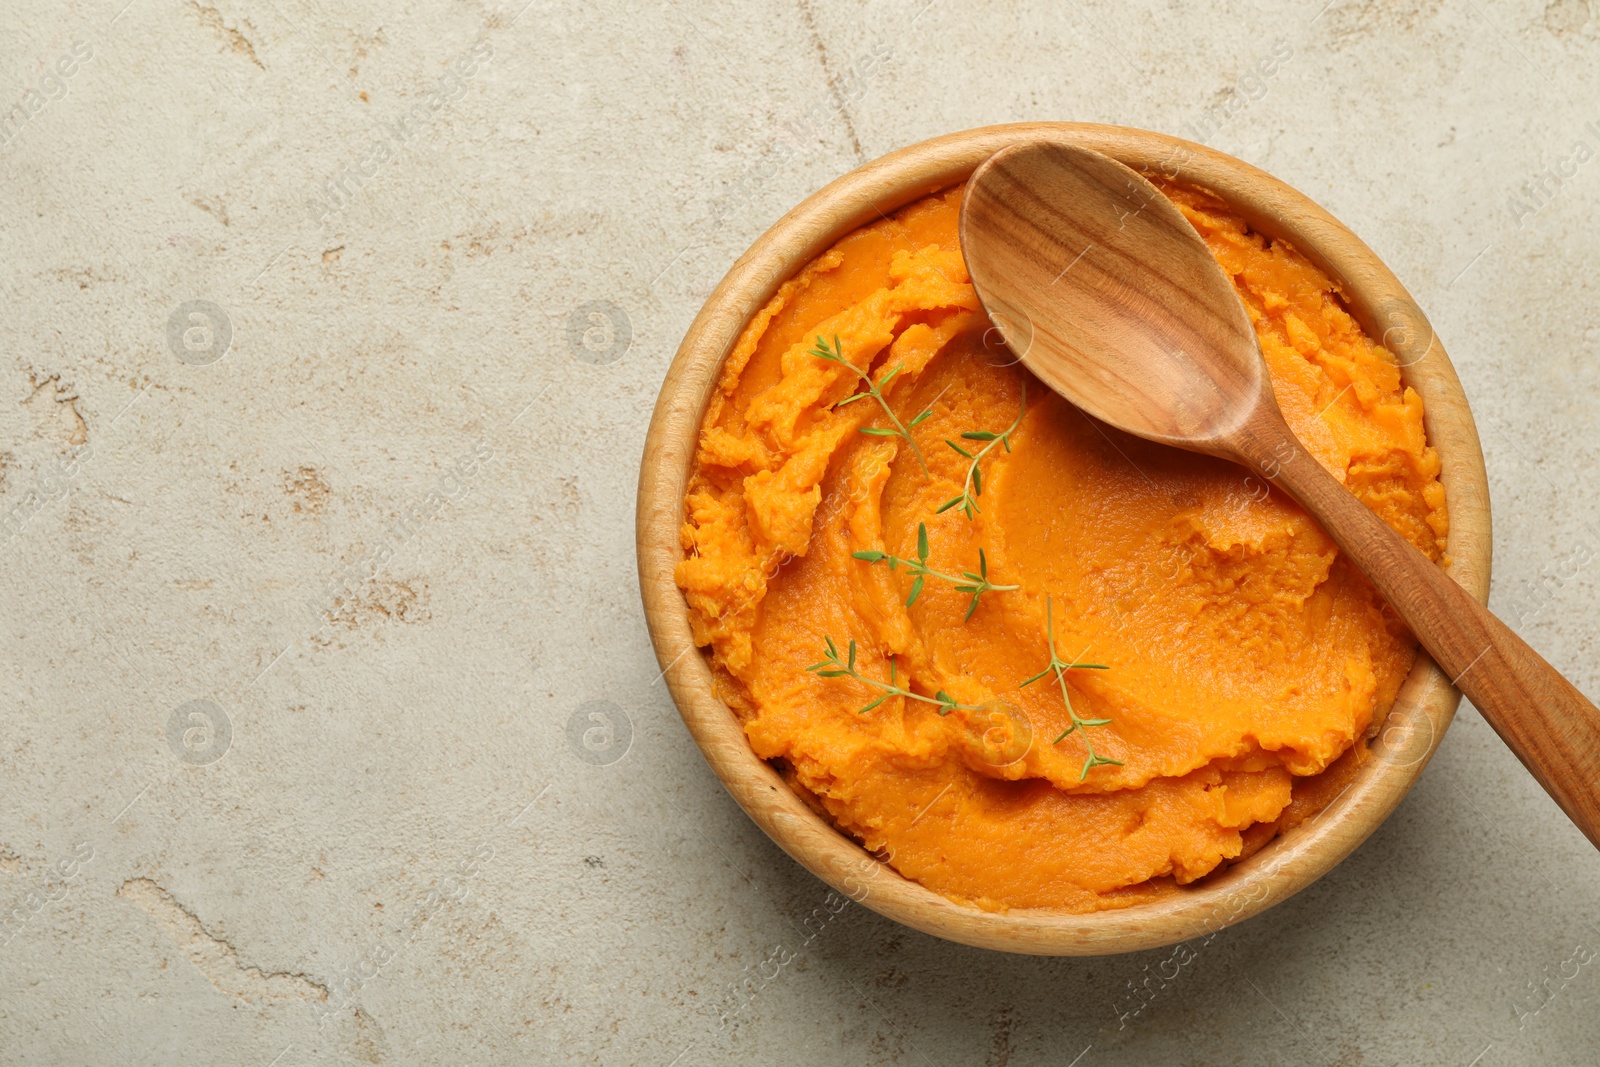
[960, 140, 1600, 850]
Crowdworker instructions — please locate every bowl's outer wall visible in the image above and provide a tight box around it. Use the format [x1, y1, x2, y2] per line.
[635, 123, 1491, 955]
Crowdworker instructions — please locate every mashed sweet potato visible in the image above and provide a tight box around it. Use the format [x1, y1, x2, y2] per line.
[676, 182, 1448, 912]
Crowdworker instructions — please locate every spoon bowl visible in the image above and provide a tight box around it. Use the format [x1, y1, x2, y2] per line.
[962, 142, 1267, 455]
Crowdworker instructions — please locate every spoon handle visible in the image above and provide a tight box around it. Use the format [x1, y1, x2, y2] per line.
[1234, 412, 1600, 849]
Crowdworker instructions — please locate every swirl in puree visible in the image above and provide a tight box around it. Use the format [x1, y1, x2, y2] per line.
[676, 182, 1448, 912]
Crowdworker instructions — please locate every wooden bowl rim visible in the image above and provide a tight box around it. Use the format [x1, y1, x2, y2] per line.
[635, 122, 1491, 956]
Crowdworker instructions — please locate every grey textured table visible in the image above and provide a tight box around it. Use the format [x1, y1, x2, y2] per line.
[3, 0, 1600, 1063]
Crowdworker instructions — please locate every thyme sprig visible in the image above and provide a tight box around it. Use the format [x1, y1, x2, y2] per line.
[1020, 596, 1121, 780]
[808, 334, 932, 476]
[938, 383, 1027, 520]
[853, 522, 1019, 622]
[806, 636, 984, 717]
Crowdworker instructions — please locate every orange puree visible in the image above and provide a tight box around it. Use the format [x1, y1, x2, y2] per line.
[676, 183, 1449, 912]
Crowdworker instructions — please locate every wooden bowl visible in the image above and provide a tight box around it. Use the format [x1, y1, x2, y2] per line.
[635, 123, 1491, 955]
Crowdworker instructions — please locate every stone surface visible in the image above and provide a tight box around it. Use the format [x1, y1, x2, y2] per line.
[2, 0, 1599, 1063]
